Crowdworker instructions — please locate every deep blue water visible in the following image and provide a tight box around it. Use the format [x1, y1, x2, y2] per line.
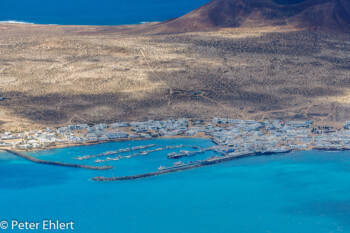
[0, 0, 209, 25]
[1, 138, 350, 233]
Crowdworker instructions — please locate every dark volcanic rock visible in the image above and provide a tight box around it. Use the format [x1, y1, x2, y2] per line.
[146, 0, 350, 33]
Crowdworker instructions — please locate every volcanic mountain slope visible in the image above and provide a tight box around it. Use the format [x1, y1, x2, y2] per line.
[143, 0, 350, 33]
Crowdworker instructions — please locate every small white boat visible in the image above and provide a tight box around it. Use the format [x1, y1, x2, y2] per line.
[158, 166, 167, 171]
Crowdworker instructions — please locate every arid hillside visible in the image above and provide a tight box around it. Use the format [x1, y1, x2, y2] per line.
[140, 0, 350, 33]
[0, 24, 349, 131]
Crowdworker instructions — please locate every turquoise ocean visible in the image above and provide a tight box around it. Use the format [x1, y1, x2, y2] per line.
[1, 138, 350, 232]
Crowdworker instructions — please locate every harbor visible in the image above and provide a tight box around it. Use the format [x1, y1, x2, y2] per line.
[74, 144, 202, 163]
[92, 149, 293, 181]
[92, 152, 253, 181]
[2, 117, 350, 180]
[2, 142, 348, 233]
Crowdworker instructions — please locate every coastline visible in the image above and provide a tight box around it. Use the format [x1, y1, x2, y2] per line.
[2, 117, 350, 182]
[13, 137, 348, 154]
[2, 132, 349, 181]
[11, 134, 212, 153]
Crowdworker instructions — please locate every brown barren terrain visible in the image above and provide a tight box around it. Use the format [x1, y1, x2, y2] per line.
[129, 0, 350, 34]
[0, 17, 349, 131]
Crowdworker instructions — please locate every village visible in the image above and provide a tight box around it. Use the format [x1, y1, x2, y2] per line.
[1, 118, 350, 156]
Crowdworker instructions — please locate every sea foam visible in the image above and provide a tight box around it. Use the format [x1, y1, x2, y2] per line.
[0, 20, 34, 24]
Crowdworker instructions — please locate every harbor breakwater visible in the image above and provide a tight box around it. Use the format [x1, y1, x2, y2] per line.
[92, 150, 293, 181]
[1, 149, 113, 170]
[92, 153, 256, 181]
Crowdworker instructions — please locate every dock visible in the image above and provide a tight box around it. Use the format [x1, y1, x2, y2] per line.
[92, 149, 293, 181]
[92, 152, 257, 181]
[1, 149, 113, 170]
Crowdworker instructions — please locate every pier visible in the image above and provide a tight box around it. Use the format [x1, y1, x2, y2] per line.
[92, 149, 293, 181]
[75, 144, 203, 163]
[92, 152, 257, 181]
[167, 148, 211, 159]
[1, 149, 113, 170]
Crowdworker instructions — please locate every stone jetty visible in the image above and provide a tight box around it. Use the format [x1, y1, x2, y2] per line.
[92, 152, 256, 181]
[1, 149, 113, 170]
[91, 149, 293, 181]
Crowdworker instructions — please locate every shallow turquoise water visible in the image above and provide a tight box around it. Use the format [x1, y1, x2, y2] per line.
[0, 0, 209, 25]
[1, 138, 350, 232]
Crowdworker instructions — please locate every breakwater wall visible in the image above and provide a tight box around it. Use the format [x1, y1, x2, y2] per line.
[313, 147, 350, 151]
[92, 152, 256, 181]
[1, 149, 113, 170]
[92, 149, 293, 181]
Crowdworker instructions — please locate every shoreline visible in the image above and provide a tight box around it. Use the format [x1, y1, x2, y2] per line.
[3, 133, 349, 158]
[2, 136, 349, 181]
[0, 20, 159, 26]
[2, 117, 350, 181]
[7, 135, 212, 153]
